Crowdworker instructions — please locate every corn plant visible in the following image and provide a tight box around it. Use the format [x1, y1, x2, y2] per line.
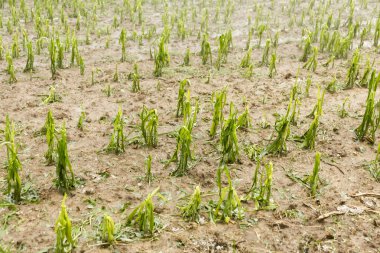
[24, 41, 34, 72]
[183, 48, 190, 66]
[140, 105, 158, 147]
[246, 27, 253, 50]
[355, 71, 380, 143]
[167, 126, 192, 177]
[55, 123, 75, 193]
[107, 107, 125, 154]
[145, 154, 154, 184]
[367, 143, 380, 182]
[236, 105, 252, 130]
[307, 152, 321, 197]
[6, 53, 17, 83]
[101, 214, 115, 245]
[243, 161, 275, 210]
[56, 39, 64, 69]
[240, 47, 252, 68]
[71, 37, 78, 66]
[176, 79, 191, 117]
[338, 98, 350, 118]
[179, 185, 201, 222]
[153, 37, 170, 77]
[43, 86, 62, 104]
[77, 109, 86, 131]
[200, 33, 212, 65]
[49, 38, 57, 79]
[209, 88, 227, 138]
[220, 104, 239, 164]
[212, 165, 244, 223]
[44, 110, 55, 165]
[259, 39, 270, 66]
[374, 16, 380, 47]
[300, 33, 312, 62]
[79, 56, 85, 76]
[326, 76, 339, 93]
[359, 59, 374, 88]
[215, 31, 232, 70]
[119, 28, 127, 62]
[303, 46, 318, 72]
[344, 49, 361, 89]
[257, 24, 267, 48]
[183, 93, 199, 134]
[3, 117, 22, 203]
[54, 194, 74, 253]
[295, 88, 325, 149]
[268, 52, 277, 78]
[131, 63, 140, 92]
[126, 187, 163, 236]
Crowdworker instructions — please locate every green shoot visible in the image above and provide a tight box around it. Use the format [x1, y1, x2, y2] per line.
[6, 53, 17, 83]
[140, 105, 158, 147]
[54, 194, 74, 253]
[300, 33, 312, 62]
[49, 38, 57, 79]
[344, 49, 361, 89]
[24, 41, 34, 72]
[168, 126, 192, 177]
[209, 88, 227, 138]
[101, 214, 115, 245]
[236, 105, 252, 130]
[119, 28, 127, 62]
[179, 185, 201, 222]
[145, 155, 154, 184]
[183, 48, 190, 66]
[153, 37, 170, 77]
[107, 107, 125, 154]
[44, 110, 55, 165]
[367, 143, 380, 182]
[268, 52, 277, 78]
[79, 56, 85, 76]
[176, 79, 191, 117]
[126, 187, 163, 236]
[303, 46, 318, 72]
[243, 161, 275, 210]
[213, 165, 244, 223]
[200, 33, 212, 65]
[307, 152, 321, 197]
[257, 24, 267, 48]
[77, 109, 86, 131]
[259, 39, 270, 66]
[55, 123, 75, 194]
[240, 47, 252, 68]
[338, 98, 350, 118]
[131, 63, 140, 92]
[220, 104, 239, 164]
[43, 86, 62, 104]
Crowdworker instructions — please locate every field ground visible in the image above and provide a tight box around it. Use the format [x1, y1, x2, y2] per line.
[0, 0, 379, 252]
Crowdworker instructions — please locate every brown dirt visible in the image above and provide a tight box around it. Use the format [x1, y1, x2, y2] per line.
[0, 0, 379, 252]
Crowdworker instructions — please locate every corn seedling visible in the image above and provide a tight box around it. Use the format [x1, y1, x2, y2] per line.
[179, 185, 202, 222]
[44, 110, 55, 165]
[243, 161, 275, 210]
[55, 123, 75, 193]
[79, 56, 85, 76]
[344, 49, 361, 89]
[303, 46, 318, 72]
[215, 31, 232, 70]
[236, 105, 252, 130]
[24, 41, 34, 72]
[209, 88, 227, 138]
[145, 154, 154, 184]
[212, 165, 244, 223]
[131, 63, 140, 92]
[374, 16, 380, 47]
[295, 88, 325, 149]
[183, 93, 199, 134]
[326, 76, 339, 93]
[355, 71, 380, 143]
[167, 126, 192, 177]
[240, 47, 252, 68]
[49, 38, 57, 79]
[220, 104, 239, 164]
[119, 28, 127, 62]
[307, 152, 321, 197]
[322, 55, 335, 68]
[176, 79, 190, 117]
[300, 34, 312, 62]
[6, 53, 17, 83]
[107, 107, 125, 154]
[153, 37, 170, 77]
[268, 52, 277, 78]
[54, 194, 75, 253]
[43, 86, 62, 104]
[200, 33, 212, 65]
[260, 39, 270, 66]
[338, 98, 350, 118]
[246, 27, 253, 50]
[77, 109, 86, 131]
[183, 48, 190, 66]
[359, 58, 374, 88]
[126, 187, 163, 235]
[101, 214, 115, 245]
[3, 117, 22, 203]
[367, 143, 380, 182]
[257, 24, 267, 48]
[140, 105, 158, 147]
[305, 76, 312, 97]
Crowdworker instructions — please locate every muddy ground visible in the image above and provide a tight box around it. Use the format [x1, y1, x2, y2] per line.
[0, 0, 379, 252]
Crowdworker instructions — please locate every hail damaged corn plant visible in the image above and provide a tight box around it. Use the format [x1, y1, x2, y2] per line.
[101, 214, 115, 245]
[220, 104, 239, 164]
[145, 154, 154, 184]
[126, 187, 164, 236]
[107, 107, 125, 154]
[355, 71, 380, 143]
[77, 109, 86, 131]
[167, 126, 192, 177]
[236, 105, 252, 130]
[140, 105, 158, 147]
[153, 37, 170, 77]
[119, 28, 127, 62]
[268, 52, 277, 78]
[130, 63, 141, 92]
[303, 46, 318, 72]
[212, 165, 244, 223]
[259, 39, 270, 66]
[295, 88, 325, 149]
[6, 53, 17, 83]
[243, 161, 275, 210]
[367, 143, 380, 182]
[176, 79, 190, 118]
[307, 152, 321, 197]
[240, 47, 252, 68]
[215, 30, 232, 70]
[183, 48, 190, 66]
[24, 41, 34, 72]
[3, 116, 22, 203]
[55, 194, 75, 253]
[179, 185, 202, 222]
[200, 33, 212, 65]
[209, 88, 227, 138]
[44, 110, 55, 165]
[55, 123, 75, 194]
[344, 49, 361, 90]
